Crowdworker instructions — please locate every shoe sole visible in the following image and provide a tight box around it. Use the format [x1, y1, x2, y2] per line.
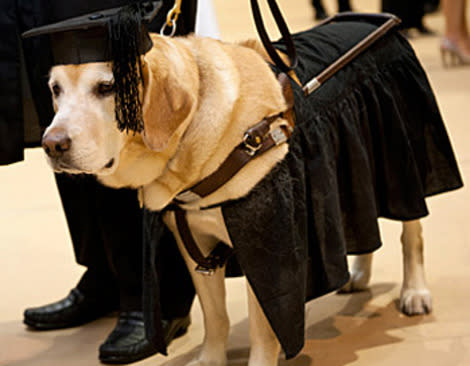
[23, 309, 117, 331]
[99, 346, 159, 365]
[23, 318, 86, 330]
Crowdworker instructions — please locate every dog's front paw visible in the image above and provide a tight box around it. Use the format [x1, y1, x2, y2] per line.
[338, 269, 371, 293]
[400, 288, 433, 316]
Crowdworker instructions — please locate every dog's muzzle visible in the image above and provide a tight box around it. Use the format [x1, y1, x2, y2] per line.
[42, 127, 72, 158]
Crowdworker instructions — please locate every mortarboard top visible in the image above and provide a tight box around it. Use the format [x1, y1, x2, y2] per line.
[22, 1, 163, 65]
[22, 1, 164, 133]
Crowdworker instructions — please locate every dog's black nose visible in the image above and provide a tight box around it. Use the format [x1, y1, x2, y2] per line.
[42, 128, 72, 158]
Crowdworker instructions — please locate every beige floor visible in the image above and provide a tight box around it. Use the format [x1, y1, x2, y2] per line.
[1, 1, 469, 365]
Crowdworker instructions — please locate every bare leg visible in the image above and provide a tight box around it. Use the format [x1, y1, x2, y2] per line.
[247, 282, 280, 366]
[338, 253, 373, 293]
[400, 220, 432, 316]
[442, 0, 470, 54]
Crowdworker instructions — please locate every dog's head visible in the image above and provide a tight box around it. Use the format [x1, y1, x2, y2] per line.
[43, 36, 197, 176]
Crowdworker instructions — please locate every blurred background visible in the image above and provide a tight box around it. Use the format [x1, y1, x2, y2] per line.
[1, 0, 469, 365]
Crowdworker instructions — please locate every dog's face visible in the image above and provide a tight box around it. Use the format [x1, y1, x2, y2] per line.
[44, 62, 124, 175]
[43, 37, 197, 180]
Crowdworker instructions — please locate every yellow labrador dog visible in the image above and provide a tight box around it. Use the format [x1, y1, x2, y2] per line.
[42, 33, 431, 366]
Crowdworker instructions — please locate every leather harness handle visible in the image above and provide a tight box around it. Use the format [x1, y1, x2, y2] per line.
[317, 11, 401, 27]
[303, 12, 401, 95]
[250, 0, 298, 74]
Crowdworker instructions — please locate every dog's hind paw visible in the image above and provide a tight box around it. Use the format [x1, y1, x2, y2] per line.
[400, 288, 433, 316]
[337, 270, 371, 294]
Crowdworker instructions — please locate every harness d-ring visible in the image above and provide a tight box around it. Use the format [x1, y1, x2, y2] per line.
[160, 18, 177, 36]
[160, 0, 182, 36]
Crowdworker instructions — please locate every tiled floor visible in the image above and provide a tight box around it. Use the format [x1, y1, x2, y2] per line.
[1, 1, 469, 365]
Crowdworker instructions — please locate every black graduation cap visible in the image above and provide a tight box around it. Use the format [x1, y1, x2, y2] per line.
[22, 1, 164, 132]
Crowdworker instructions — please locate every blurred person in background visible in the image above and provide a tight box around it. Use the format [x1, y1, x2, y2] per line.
[440, 0, 470, 66]
[382, 0, 434, 35]
[311, 0, 352, 20]
[424, 0, 440, 14]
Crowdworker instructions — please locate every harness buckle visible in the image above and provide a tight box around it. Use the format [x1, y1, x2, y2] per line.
[195, 265, 216, 276]
[243, 133, 263, 156]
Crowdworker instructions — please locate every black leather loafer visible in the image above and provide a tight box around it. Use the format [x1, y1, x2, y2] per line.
[99, 312, 190, 364]
[24, 288, 118, 330]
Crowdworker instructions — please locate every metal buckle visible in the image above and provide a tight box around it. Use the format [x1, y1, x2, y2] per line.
[195, 265, 216, 276]
[243, 133, 263, 156]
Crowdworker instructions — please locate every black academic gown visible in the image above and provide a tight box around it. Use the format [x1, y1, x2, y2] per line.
[145, 21, 463, 358]
[0, 0, 52, 165]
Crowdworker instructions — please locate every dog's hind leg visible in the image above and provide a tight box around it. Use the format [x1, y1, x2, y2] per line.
[400, 219, 432, 316]
[174, 238, 229, 366]
[247, 282, 280, 366]
[338, 253, 373, 293]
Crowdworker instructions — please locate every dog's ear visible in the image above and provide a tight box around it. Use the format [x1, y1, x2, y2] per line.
[141, 59, 194, 151]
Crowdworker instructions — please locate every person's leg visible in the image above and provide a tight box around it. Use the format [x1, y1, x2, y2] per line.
[423, 0, 440, 14]
[442, 0, 470, 54]
[93, 181, 143, 312]
[91, 181, 162, 365]
[415, 0, 435, 34]
[338, 0, 352, 12]
[24, 174, 120, 330]
[382, 0, 417, 29]
[56, 174, 120, 299]
[157, 228, 196, 320]
[311, 0, 328, 20]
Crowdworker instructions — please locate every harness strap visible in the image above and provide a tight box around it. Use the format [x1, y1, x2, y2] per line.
[174, 207, 232, 275]
[183, 72, 294, 200]
[171, 73, 294, 275]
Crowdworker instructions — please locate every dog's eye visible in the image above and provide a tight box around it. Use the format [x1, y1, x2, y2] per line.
[96, 82, 115, 97]
[51, 84, 61, 97]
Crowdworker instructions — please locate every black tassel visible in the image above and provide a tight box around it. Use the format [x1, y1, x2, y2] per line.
[108, 3, 147, 133]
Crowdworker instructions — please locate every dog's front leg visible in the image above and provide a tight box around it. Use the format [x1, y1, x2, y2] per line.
[247, 282, 280, 366]
[400, 219, 432, 315]
[173, 236, 229, 366]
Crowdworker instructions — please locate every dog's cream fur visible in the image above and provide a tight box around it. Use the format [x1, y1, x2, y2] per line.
[44, 34, 432, 366]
